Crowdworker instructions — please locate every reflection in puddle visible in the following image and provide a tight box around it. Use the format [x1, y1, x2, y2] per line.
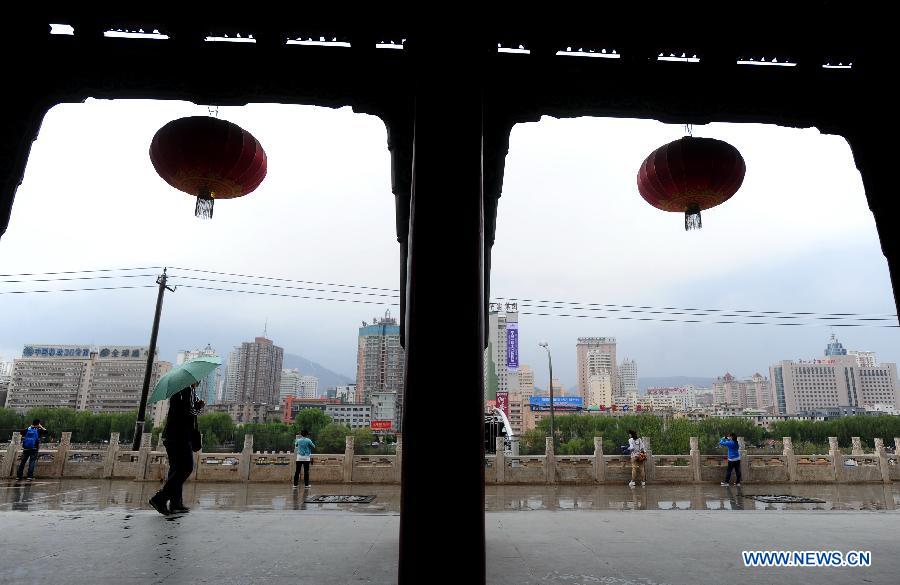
[1, 480, 898, 513]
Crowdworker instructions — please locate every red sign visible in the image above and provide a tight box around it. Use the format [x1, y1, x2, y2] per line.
[371, 420, 393, 431]
[495, 392, 509, 417]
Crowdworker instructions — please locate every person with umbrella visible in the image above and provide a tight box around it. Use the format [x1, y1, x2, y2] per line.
[147, 356, 221, 515]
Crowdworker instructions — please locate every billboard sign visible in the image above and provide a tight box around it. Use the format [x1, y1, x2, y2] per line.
[506, 322, 519, 370]
[495, 392, 509, 417]
[529, 396, 583, 411]
[370, 420, 393, 431]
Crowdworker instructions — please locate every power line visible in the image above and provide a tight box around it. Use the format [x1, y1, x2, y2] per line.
[0, 274, 158, 284]
[2, 265, 896, 327]
[165, 274, 398, 299]
[0, 285, 158, 295]
[0, 266, 162, 278]
[493, 296, 897, 319]
[169, 266, 398, 293]
[176, 284, 401, 307]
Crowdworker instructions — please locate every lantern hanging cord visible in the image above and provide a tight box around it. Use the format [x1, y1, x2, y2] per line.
[684, 123, 693, 137]
[207, 105, 219, 118]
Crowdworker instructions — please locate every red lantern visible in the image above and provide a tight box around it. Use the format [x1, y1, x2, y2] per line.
[637, 136, 745, 230]
[150, 116, 267, 218]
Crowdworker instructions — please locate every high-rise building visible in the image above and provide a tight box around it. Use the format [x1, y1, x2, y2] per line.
[712, 373, 771, 411]
[370, 390, 398, 434]
[849, 350, 877, 367]
[586, 371, 614, 408]
[335, 384, 358, 403]
[484, 306, 519, 400]
[576, 337, 618, 402]
[224, 336, 284, 406]
[824, 334, 848, 356]
[516, 365, 535, 400]
[619, 359, 638, 397]
[357, 311, 405, 431]
[770, 335, 899, 414]
[280, 368, 302, 399]
[299, 376, 319, 399]
[6, 344, 170, 413]
[176, 344, 220, 405]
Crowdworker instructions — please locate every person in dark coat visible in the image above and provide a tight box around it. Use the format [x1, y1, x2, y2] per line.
[149, 383, 204, 515]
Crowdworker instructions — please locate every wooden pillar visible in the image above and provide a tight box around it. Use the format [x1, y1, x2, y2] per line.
[398, 35, 488, 585]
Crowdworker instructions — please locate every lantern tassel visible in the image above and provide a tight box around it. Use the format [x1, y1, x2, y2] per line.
[684, 203, 702, 231]
[195, 190, 214, 219]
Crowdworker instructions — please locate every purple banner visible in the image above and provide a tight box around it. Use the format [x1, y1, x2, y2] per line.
[506, 322, 519, 370]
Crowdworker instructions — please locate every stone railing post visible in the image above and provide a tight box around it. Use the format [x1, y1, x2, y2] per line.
[239, 434, 254, 482]
[828, 437, 843, 482]
[737, 436, 749, 484]
[55, 432, 72, 478]
[343, 435, 355, 483]
[689, 437, 702, 483]
[593, 436, 605, 483]
[135, 432, 152, 481]
[851, 437, 863, 456]
[394, 437, 402, 484]
[3, 432, 21, 478]
[874, 438, 891, 484]
[545, 437, 556, 484]
[642, 436, 655, 482]
[103, 432, 119, 478]
[783, 437, 797, 483]
[895, 437, 900, 458]
[495, 436, 506, 484]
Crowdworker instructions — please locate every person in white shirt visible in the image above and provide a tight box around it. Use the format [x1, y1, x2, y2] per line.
[627, 429, 646, 488]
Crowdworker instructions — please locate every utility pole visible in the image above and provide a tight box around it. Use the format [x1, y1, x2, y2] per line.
[132, 268, 176, 451]
[539, 342, 556, 450]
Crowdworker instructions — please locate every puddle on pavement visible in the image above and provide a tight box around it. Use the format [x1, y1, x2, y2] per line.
[0, 479, 897, 513]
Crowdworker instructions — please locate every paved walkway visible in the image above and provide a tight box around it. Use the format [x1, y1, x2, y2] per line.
[0, 480, 898, 585]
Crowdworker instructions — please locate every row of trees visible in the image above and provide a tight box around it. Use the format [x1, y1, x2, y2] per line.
[155, 410, 393, 454]
[518, 414, 899, 456]
[0, 407, 138, 443]
[6, 407, 897, 456]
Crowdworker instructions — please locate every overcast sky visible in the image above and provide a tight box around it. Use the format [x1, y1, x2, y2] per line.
[1, 100, 897, 390]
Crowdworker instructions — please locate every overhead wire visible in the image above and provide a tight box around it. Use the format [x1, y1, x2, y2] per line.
[1, 266, 897, 328]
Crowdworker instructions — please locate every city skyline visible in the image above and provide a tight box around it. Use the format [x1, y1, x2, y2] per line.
[1, 102, 898, 388]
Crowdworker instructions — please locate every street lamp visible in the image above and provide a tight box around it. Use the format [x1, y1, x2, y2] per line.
[538, 341, 556, 450]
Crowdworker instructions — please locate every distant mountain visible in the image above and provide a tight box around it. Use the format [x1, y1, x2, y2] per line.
[282, 353, 353, 391]
[638, 376, 716, 393]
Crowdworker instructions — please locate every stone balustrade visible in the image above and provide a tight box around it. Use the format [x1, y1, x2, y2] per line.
[3, 432, 899, 484]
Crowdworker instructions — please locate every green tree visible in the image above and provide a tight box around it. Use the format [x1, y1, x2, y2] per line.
[0, 408, 24, 441]
[291, 409, 332, 439]
[317, 422, 351, 454]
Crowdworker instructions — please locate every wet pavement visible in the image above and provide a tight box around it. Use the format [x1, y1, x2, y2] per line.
[1, 479, 899, 513]
[0, 480, 898, 584]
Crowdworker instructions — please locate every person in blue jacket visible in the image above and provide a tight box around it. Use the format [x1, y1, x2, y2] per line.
[719, 433, 742, 486]
[294, 429, 316, 488]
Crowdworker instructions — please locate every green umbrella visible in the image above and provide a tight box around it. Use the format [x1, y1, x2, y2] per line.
[147, 356, 223, 404]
